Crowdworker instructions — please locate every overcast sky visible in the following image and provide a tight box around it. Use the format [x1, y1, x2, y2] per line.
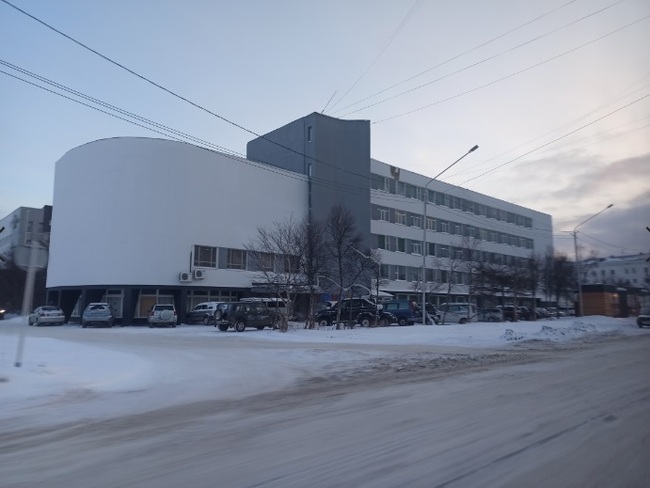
[1, 0, 648, 258]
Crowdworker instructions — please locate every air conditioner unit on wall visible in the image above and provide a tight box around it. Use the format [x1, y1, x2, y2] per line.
[193, 269, 205, 280]
[179, 271, 192, 282]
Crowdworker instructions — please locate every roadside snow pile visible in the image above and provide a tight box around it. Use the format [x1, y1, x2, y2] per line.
[532, 320, 626, 341]
[502, 329, 525, 341]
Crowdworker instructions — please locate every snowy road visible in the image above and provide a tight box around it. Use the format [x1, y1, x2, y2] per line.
[1, 321, 649, 487]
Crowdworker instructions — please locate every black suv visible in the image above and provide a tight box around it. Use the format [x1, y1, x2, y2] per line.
[315, 298, 396, 327]
[216, 302, 280, 332]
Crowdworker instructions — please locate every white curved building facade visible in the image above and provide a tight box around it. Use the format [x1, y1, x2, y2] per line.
[47, 137, 308, 323]
[46, 113, 553, 324]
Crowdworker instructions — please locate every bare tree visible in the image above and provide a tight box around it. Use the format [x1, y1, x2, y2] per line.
[323, 205, 365, 329]
[246, 216, 306, 331]
[551, 253, 576, 316]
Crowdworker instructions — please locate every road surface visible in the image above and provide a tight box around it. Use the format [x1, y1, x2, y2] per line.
[1, 328, 649, 487]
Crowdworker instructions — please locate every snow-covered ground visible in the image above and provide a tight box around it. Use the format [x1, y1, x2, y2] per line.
[0, 314, 645, 424]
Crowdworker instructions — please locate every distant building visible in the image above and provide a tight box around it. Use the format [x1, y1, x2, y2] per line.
[45, 113, 553, 324]
[0, 205, 52, 264]
[581, 253, 650, 288]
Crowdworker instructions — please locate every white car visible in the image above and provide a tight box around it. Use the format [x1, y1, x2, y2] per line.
[148, 304, 178, 328]
[438, 303, 477, 324]
[29, 305, 65, 326]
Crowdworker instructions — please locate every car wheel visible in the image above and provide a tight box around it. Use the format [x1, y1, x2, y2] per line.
[81, 322, 87, 328]
[398, 318, 408, 326]
[256, 325, 265, 330]
[459, 318, 467, 324]
[378, 317, 389, 327]
[218, 323, 229, 332]
[203, 316, 210, 326]
[318, 318, 331, 327]
[359, 317, 371, 328]
[234, 320, 246, 332]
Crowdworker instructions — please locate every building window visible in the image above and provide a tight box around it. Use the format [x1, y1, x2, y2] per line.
[227, 249, 246, 270]
[412, 241, 422, 255]
[377, 235, 387, 250]
[378, 207, 389, 221]
[194, 245, 217, 267]
[307, 126, 312, 142]
[396, 266, 406, 280]
[439, 221, 449, 233]
[397, 238, 406, 253]
[439, 246, 449, 258]
[411, 215, 422, 228]
[396, 211, 407, 225]
[257, 252, 274, 271]
[426, 217, 435, 230]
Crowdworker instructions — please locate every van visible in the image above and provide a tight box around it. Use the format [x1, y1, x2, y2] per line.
[382, 300, 437, 325]
[438, 303, 477, 324]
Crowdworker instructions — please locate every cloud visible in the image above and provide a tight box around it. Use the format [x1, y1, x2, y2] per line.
[554, 191, 650, 257]
[455, 151, 649, 257]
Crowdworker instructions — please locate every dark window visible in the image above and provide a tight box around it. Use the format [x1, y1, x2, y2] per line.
[194, 245, 217, 267]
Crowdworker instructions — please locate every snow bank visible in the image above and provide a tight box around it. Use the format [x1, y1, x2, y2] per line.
[0, 315, 645, 422]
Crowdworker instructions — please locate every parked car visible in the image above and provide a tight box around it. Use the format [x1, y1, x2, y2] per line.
[383, 300, 436, 325]
[28, 305, 65, 326]
[315, 298, 395, 327]
[82, 303, 115, 328]
[217, 301, 280, 332]
[534, 307, 551, 319]
[517, 306, 531, 321]
[148, 304, 178, 328]
[186, 302, 229, 325]
[498, 305, 519, 322]
[637, 309, 650, 328]
[240, 297, 289, 318]
[483, 307, 503, 322]
[438, 303, 477, 324]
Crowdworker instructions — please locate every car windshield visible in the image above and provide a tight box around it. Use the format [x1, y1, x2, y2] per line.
[89, 305, 107, 311]
[156, 305, 174, 310]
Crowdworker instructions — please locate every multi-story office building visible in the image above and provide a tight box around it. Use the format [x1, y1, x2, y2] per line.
[45, 113, 552, 323]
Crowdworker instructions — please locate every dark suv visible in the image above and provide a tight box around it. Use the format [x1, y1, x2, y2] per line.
[216, 302, 280, 332]
[315, 298, 396, 327]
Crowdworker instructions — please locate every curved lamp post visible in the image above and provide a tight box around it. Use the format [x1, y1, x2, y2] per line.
[573, 203, 613, 316]
[422, 145, 479, 326]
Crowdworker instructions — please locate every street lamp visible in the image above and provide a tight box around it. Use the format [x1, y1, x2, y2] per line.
[573, 203, 613, 317]
[421, 145, 479, 326]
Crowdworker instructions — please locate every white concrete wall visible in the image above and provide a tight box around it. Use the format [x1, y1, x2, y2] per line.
[47, 138, 308, 288]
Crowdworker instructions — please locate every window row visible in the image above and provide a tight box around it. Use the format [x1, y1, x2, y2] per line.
[372, 174, 533, 228]
[372, 205, 534, 249]
[193, 245, 298, 272]
[374, 234, 530, 266]
[379, 264, 470, 285]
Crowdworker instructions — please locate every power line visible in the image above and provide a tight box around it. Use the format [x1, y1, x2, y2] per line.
[367, 13, 650, 123]
[326, 0, 423, 113]
[330, 0, 580, 115]
[455, 92, 650, 188]
[0, 0, 370, 184]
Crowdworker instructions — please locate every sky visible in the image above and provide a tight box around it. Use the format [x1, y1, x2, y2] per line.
[1, 314, 646, 423]
[1, 0, 649, 258]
